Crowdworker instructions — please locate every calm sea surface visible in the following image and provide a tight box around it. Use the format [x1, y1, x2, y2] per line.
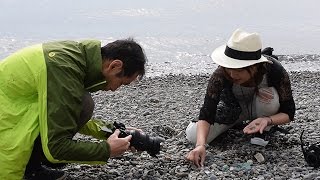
[1, 0, 320, 76]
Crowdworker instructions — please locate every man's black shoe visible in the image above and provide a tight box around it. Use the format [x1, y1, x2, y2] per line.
[24, 166, 67, 180]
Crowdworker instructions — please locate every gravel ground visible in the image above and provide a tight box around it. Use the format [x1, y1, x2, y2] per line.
[60, 67, 320, 179]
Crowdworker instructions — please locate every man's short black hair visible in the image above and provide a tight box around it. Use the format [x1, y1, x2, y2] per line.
[101, 38, 147, 79]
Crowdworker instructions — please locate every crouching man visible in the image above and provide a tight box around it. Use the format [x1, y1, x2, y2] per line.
[0, 38, 147, 179]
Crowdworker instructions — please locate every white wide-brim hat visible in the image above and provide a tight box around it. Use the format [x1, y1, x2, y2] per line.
[211, 29, 272, 68]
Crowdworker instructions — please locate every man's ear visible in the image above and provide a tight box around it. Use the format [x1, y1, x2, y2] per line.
[102, 59, 123, 75]
[103, 60, 123, 73]
[109, 60, 123, 70]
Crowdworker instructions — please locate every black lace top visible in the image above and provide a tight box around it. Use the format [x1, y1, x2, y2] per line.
[198, 56, 296, 124]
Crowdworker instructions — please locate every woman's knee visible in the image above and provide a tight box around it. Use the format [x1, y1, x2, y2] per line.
[185, 122, 197, 144]
[185, 121, 232, 144]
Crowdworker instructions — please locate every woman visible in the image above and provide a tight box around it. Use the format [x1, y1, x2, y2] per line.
[185, 29, 295, 167]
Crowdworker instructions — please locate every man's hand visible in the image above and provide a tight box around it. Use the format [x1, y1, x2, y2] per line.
[125, 127, 143, 153]
[243, 117, 270, 134]
[106, 129, 132, 157]
[185, 145, 206, 168]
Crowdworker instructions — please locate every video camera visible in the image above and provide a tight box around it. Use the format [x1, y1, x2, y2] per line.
[103, 122, 164, 157]
[300, 130, 320, 168]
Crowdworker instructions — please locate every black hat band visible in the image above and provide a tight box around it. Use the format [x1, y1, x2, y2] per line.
[224, 46, 261, 60]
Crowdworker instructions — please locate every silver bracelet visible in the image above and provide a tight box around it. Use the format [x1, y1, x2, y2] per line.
[195, 144, 209, 148]
[263, 116, 273, 125]
[266, 116, 273, 125]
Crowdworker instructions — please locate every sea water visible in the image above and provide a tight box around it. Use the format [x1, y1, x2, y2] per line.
[1, 0, 320, 76]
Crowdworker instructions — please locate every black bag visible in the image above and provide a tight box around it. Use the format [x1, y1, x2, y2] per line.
[300, 130, 320, 168]
[261, 47, 278, 60]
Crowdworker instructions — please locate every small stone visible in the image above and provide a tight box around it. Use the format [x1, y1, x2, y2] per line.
[209, 175, 217, 180]
[143, 111, 151, 116]
[150, 98, 160, 103]
[254, 153, 265, 163]
[247, 160, 253, 165]
[175, 131, 184, 138]
[222, 164, 229, 172]
[176, 172, 189, 177]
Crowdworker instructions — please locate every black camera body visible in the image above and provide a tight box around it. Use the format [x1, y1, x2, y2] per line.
[300, 130, 320, 168]
[111, 122, 164, 157]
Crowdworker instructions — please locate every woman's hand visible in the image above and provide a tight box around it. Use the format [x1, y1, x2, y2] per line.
[243, 117, 271, 134]
[185, 145, 206, 168]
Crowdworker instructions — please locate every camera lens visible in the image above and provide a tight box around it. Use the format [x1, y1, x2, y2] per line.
[127, 130, 164, 157]
[305, 151, 320, 168]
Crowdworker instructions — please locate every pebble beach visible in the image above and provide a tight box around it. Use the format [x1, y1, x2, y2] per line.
[60, 56, 320, 180]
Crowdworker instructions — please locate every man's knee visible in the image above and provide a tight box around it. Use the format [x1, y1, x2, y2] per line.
[79, 92, 94, 127]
